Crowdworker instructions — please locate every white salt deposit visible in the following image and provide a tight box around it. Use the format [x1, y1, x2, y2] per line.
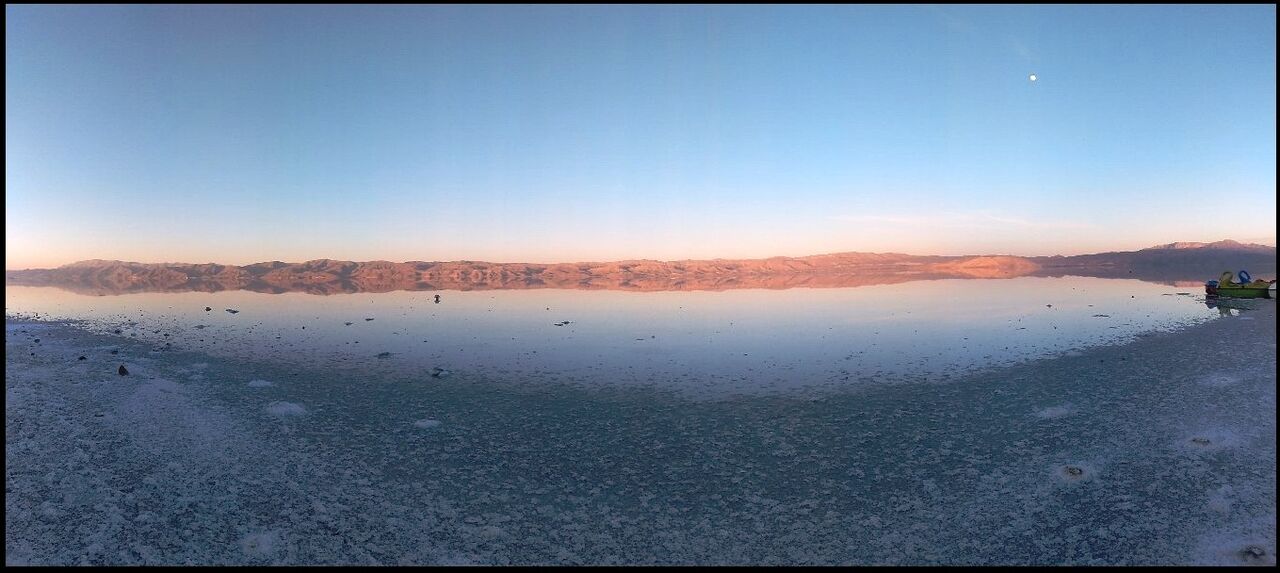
[265, 401, 306, 416]
[1033, 404, 1074, 419]
[1199, 372, 1242, 387]
[239, 530, 282, 559]
[1206, 485, 1236, 515]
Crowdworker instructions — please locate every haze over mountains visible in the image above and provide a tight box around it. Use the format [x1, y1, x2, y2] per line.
[7, 241, 1275, 295]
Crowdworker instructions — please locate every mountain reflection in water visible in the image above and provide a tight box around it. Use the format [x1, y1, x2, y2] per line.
[6, 255, 1274, 296]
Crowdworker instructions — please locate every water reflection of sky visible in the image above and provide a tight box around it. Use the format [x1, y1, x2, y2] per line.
[6, 276, 1227, 397]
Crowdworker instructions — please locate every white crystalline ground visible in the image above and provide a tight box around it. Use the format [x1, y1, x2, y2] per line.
[5, 304, 1276, 565]
[265, 401, 307, 417]
[1032, 404, 1075, 419]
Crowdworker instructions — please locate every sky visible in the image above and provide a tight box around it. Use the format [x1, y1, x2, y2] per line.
[5, 4, 1276, 269]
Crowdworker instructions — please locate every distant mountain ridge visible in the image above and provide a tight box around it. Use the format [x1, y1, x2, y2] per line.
[7, 241, 1274, 295]
[1031, 240, 1276, 280]
[1143, 239, 1274, 252]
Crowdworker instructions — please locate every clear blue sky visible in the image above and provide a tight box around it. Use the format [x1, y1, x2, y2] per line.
[5, 5, 1276, 268]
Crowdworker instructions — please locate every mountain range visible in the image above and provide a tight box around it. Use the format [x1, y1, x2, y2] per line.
[6, 240, 1275, 295]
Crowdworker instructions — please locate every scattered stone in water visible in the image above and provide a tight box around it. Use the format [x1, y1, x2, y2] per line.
[118, 365, 129, 376]
[110, 350, 119, 355]
[365, 318, 375, 321]
[1191, 437, 1211, 446]
[78, 356, 86, 361]
[377, 352, 393, 359]
[1242, 545, 1267, 561]
[430, 367, 453, 379]
[1091, 314, 1110, 318]
[434, 294, 441, 303]
[1056, 464, 1094, 483]
[205, 307, 212, 311]
[113, 329, 122, 334]
[345, 322, 353, 326]
[225, 309, 239, 314]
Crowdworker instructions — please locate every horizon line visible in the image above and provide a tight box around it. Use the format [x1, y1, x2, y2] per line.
[8, 238, 1276, 272]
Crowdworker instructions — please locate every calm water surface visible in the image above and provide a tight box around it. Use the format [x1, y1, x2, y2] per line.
[7, 276, 1220, 397]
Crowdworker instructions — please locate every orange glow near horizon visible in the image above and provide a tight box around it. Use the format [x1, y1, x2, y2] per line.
[6, 232, 1277, 271]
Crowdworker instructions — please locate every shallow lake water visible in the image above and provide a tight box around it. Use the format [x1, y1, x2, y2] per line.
[4, 276, 1224, 398]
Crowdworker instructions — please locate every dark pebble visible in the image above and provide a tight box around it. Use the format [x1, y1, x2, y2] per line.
[78, 356, 87, 361]
[118, 365, 129, 376]
[1242, 545, 1267, 560]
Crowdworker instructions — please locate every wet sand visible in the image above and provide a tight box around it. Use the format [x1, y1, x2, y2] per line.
[5, 301, 1275, 565]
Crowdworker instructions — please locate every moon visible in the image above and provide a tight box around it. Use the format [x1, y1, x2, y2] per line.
[1029, 74, 1037, 82]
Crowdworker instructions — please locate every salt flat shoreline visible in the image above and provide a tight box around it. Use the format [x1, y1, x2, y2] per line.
[5, 301, 1276, 565]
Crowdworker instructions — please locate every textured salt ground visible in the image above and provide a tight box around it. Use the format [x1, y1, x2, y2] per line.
[5, 303, 1276, 565]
